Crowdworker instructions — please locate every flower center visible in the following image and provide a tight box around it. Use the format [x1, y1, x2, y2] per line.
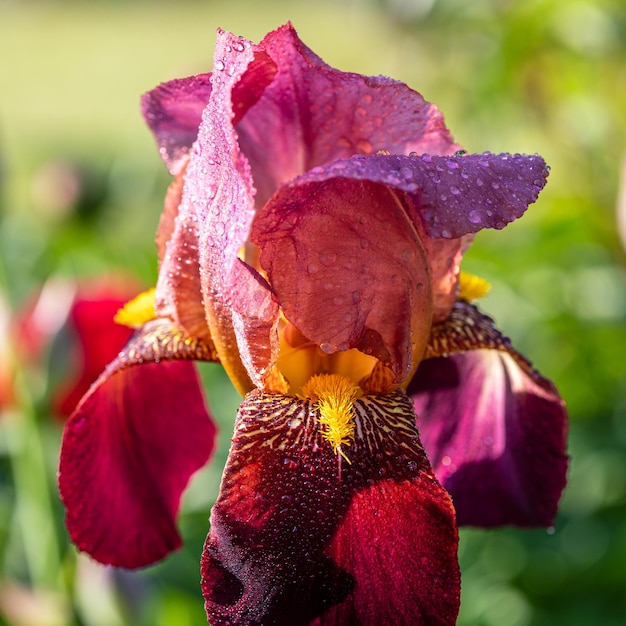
[300, 373, 362, 463]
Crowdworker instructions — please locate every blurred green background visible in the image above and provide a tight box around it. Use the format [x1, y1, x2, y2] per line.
[1, 0, 625, 624]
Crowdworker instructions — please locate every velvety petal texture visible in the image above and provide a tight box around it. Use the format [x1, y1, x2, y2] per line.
[59, 320, 218, 568]
[410, 349, 568, 527]
[202, 390, 460, 625]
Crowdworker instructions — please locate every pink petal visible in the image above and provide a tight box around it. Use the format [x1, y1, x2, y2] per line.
[202, 389, 459, 625]
[166, 29, 280, 391]
[141, 74, 212, 174]
[409, 350, 569, 527]
[253, 178, 433, 381]
[237, 24, 459, 208]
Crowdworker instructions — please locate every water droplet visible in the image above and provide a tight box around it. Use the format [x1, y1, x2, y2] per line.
[445, 160, 460, 170]
[440, 194, 448, 202]
[450, 186, 460, 195]
[421, 154, 432, 162]
[441, 229, 452, 238]
[214, 59, 225, 71]
[355, 106, 367, 117]
[491, 181, 500, 190]
[441, 455, 452, 466]
[319, 251, 337, 266]
[468, 210, 482, 224]
[478, 159, 490, 168]
[332, 296, 343, 306]
[233, 41, 245, 52]
[307, 263, 319, 274]
[352, 290, 361, 304]
[320, 342, 335, 354]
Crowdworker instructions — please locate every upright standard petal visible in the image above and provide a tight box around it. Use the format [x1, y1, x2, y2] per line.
[142, 74, 212, 174]
[202, 390, 459, 625]
[59, 319, 218, 568]
[410, 302, 569, 526]
[253, 178, 433, 382]
[237, 23, 459, 207]
[254, 151, 547, 381]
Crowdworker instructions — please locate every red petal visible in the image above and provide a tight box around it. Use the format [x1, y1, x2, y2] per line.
[253, 178, 433, 381]
[202, 390, 459, 625]
[141, 73, 212, 174]
[409, 350, 569, 527]
[59, 319, 218, 568]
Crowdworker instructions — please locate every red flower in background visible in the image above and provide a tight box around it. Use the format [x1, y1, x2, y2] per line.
[59, 24, 568, 626]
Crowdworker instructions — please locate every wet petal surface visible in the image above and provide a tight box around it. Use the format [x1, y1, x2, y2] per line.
[59, 320, 218, 567]
[202, 389, 459, 625]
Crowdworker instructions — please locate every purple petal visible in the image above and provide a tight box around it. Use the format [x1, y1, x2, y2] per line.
[281, 151, 549, 239]
[237, 23, 459, 207]
[141, 74, 212, 174]
[409, 350, 569, 527]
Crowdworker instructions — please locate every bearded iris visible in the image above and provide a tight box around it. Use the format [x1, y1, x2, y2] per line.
[58, 24, 568, 625]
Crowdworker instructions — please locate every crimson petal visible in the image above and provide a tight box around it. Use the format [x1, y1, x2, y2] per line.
[141, 73, 212, 174]
[59, 321, 217, 568]
[202, 390, 459, 625]
[409, 350, 568, 527]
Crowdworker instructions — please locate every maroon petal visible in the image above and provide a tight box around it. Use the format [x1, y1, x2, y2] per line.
[409, 349, 569, 527]
[253, 178, 433, 381]
[141, 73, 212, 174]
[202, 390, 459, 625]
[59, 320, 218, 568]
[237, 23, 459, 207]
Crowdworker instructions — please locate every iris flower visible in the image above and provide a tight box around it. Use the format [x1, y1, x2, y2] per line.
[58, 24, 568, 625]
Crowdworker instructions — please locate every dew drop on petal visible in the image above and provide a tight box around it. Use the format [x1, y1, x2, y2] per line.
[450, 186, 461, 195]
[319, 251, 337, 266]
[468, 209, 482, 224]
[214, 59, 225, 71]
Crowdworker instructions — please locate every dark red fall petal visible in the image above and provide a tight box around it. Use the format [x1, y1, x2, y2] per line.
[237, 23, 459, 208]
[141, 73, 212, 174]
[59, 360, 216, 568]
[282, 151, 549, 239]
[253, 179, 433, 382]
[409, 349, 569, 527]
[202, 390, 459, 625]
